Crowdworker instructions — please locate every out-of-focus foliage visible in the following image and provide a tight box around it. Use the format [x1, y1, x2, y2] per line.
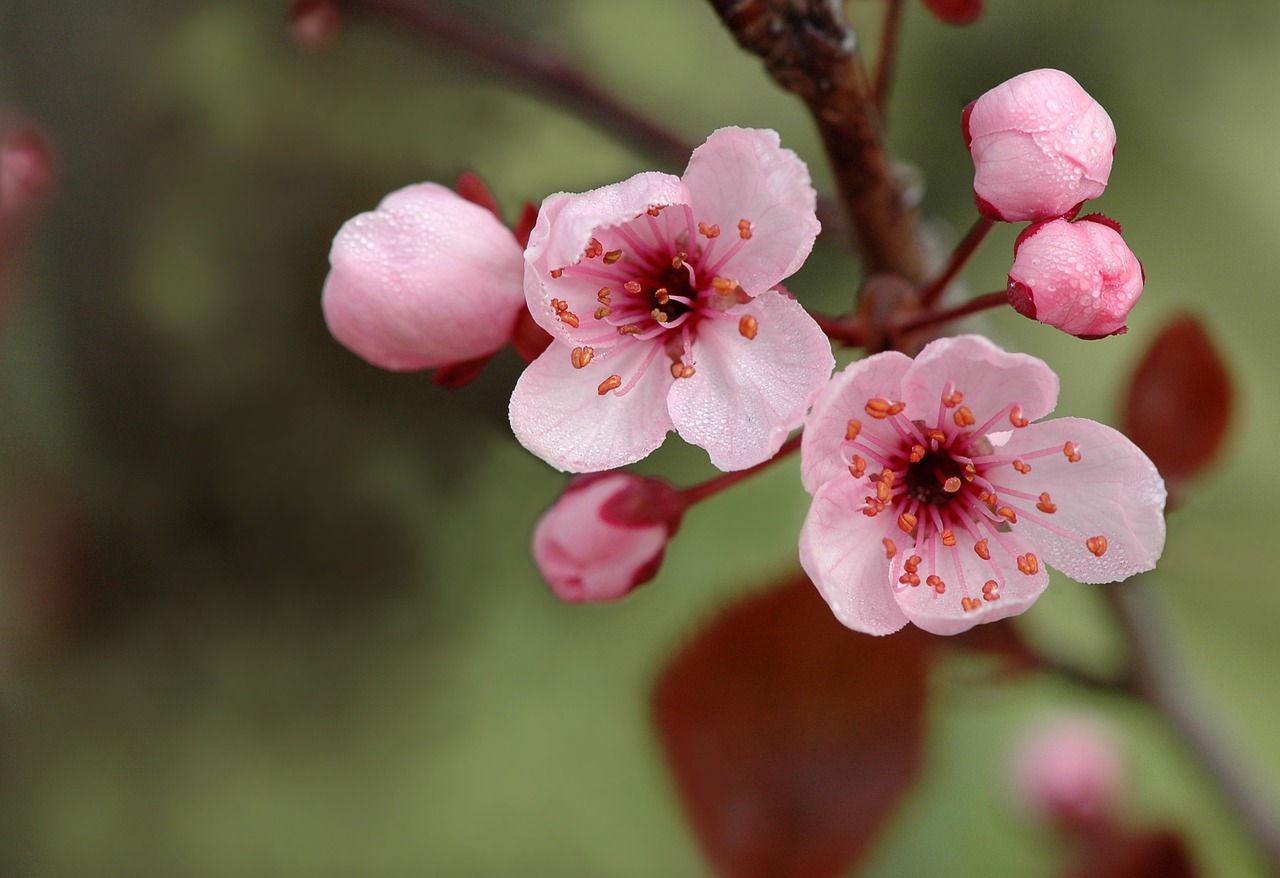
[0, 0, 1277, 875]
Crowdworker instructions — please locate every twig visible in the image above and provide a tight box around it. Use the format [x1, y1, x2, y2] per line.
[918, 215, 994, 309]
[682, 434, 803, 505]
[892, 289, 1007, 336]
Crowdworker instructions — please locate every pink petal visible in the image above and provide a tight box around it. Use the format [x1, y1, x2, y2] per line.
[681, 127, 820, 294]
[901, 334, 1059, 429]
[889, 526, 1049, 635]
[668, 290, 834, 471]
[509, 341, 674, 472]
[321, 182, 524, 371]
[799, 477, 909, 636]
[800, 350, 913, 494]
[996, 417, 1166, 582]
[524, 172, 689, 340]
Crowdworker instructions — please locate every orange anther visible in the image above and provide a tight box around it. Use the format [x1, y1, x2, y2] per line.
[909, 444, 926, 463]
[1016, 553, 1039, 575]
[963, 464, 976, 481]
[738, 315, 758, 340]
[941, 529, 956, 547]
[671, 252, 687, 269]
[549, 268, 564, 279]
[1064, 441, 1081, 463]
[943, 477, 962, 493]
[1009, 405, 1029, 428]
[978, 490, 995, 506]
[711, 277, 737, 294]
[926, 429, 947, 445]
[1036, 492, 1057, 514]
[927, 575, 946, 594]
[983, 592, 1000, 602]
[646, 206, 662, 216]
[974, 539, 991, 561]
[1012, 459, 1031, 474]
[904, 555, 922, 573]
[651, 308, 671, 323]
[655, 288, 670, 305]
[942, 390, 963, 408]
[953, 406, 975, 427]
[570, 346, 594, 369]
[862, 499, 885, 517]
[551, 298, 568, 313]
[557, 311, 580, 328]
[737, 218, 753, 239]
[1086, 535, 1108, 557]
[899, 572, 921, 587]
[961, 597, 982, 612]
[997, 506, 1018, 523]
[876, 480, 892, 504]
[585, 238, 603, 258]
[617, 324, 642, 335]
[849, 455, 867, 478]
[623, 280, 642, 294]
[597, 287, 612, 304]
[882, 538, 897, 560]
[880, 469, 896, 486]
[982, 580, 999, 595]
[897, 512, 918, 533]
[845, 419, 862, 441]
[602, 249, 623, 264]
[597, 375, 622, 395]
[865, 398, 905, 419]
[698, 221, 720, 238]
[594, 306, 612, 320]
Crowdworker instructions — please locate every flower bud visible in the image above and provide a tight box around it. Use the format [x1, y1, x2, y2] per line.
[1007, 216, 1143, 339]
[964, 69, 1115, 222]
[532, 473, 686, 603]
[321, 181, 525, 371]
[1009, 713, 1126, 827]
[921, 0, 982, 25]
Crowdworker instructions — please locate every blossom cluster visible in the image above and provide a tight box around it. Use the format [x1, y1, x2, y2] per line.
[319, 70, 1166, 636]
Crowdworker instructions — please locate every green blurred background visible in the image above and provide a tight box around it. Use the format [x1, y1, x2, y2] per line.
[0, 0, 1277, 875]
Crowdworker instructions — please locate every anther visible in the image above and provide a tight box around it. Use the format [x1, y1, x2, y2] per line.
[738, 315, 758, 340]
[603, 249, 623, 264]
[597, 288, 612, 304]
[594, 307, 612, 320]
[551, 298, 568, 313]
[557, 311, 580, 328]
[997, 506, 1017, 523]
[876, 479, 892, 504]
[698, 221, 720, 238]
[974, 539, 991, 560]
[941, 529, 956, 547]
[651, 308, 670, 323]
[982, 580, 999, 595]
[671, 253, 687, 270]
[845, 419, 862, 441]
[655, 288, 670, 305]
[1012, 459, 1031, 474]
[670, 362, 695, 379]
[1063, 441, 1081, 463]
[1036, 492, 1057, 514]
[897, 512, 918, 533]
[927, 575, 946, 594]
[849, 455, 867, 478]
[618, 324, 642, 335]
[865, 398, 905, 419]
[909, 444, 926, 463]
[550, 268, 563, 279]
[646, 206, 662, 217]
[942, 390, 964, 408]
[624, 280, 642, 294]
[904, 555, 922, 573]
[570, 346, 594, 369]
[1086, 535, 1108, 557]
[926, 429, 946, 445]
[882, 538, 897, 560]
[943, 477, 962, 493]
[1009, 405, 1029, 428]
[737, 218, 753, 239]
[900, 572, 921, 587]
[963, 464, 977, 481]
[597, 375, 622, 395]
[962, 597, 982, 612]
[953, 406, 975, 427]
[978, 491, 996, 507]
[1016, 553, 1039, 575]
[585, 238, 603, 259]
[711, 277, 737, 295]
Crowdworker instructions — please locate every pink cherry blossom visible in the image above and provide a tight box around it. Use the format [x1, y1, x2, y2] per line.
[1008, 216, 1143, 339]
[509, 127, 834, 473]
[533, 472, 685, 602]
[322, 182, 525, 371]
[964, 69, 1116, 222]
[1009, 712, 1126, 825]
[799, 335, 1165, 636]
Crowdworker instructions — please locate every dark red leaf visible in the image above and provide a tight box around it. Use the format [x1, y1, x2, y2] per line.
[453, 171, 501, 218]
[947, 617, 1038, 672]
[1122, 314, 1232, 497]
[512, 201, 539, 250]
[431, 354, 493, 388]
[653, 576, 930, 878]
[921, 0, 983, 25]
[1064, 829, 1199, 878]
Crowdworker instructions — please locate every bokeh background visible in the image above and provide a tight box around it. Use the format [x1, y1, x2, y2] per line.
[1, 0, 1278, 875]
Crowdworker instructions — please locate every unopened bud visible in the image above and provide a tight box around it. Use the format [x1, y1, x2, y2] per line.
[1009, 713, 1126, 827]
[289, 0, 342, 52]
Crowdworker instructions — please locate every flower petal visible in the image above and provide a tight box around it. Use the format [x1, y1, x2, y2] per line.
[800, 350, 913, 494]
[322, 182, 524, 370]
[997, 417, 1166, 582]
[799, 476, 909, 636]
[509, 341, 674, 472]
[681, 127, 820, 294]
[668, 290, 834, 471]
[901, 334, 1059, 429]
[890, 525, 1048, 635]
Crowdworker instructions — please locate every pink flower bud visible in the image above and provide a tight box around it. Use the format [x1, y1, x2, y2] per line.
[0, 124, 55, 219]
[1009, 713, 1126, 827]
[288, 0, 342, 52]
[322, 181, 526, 371]
[532, 473, 686, 603]
[964, 69, 1116, 222]
[1007, 216, 1143, 339]
[921, 0, 982, 25]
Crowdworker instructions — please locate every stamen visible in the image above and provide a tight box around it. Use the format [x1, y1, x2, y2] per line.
[997, 506, 1018, 523]
[953, 405, 976, 427]
[603, 249, 623, 264]
[1016, 553, 1039, 575]
[585, 238, 604, 259]
[876, 477, 892, 504]
[623, 280, 642, 294]
[550, 268, 563, 279]
[594, 307, 612, 320]
[597, 288, 612, 304]
[1086, 536, 1109, 557]
[882, 538, 897, 560]
[698, 222, 720, 238]
[865, 398, 906, 419]
[670, 362, 696, 379]
[1036, 492, 1057, 514]
[982, 581, 1001, 602]
[942, 390, 963, 408]
[846, 419, 862, 441]
[974, 539, 991, 560]
[1010, 405, 1029, 428]
[558, 311, 580, 328]
[927, 575, 946, 595]
[651, 308, 670, 323]
[647, 206, 662, 217]
[737, 218, 753, 239]
[897, 511, 918, 533]
[597, 375, 622, 395]
[943, 477, 962, 493]
[904, 555, 922, 573]
[1063, 441, 1082, 463]
[1012, 459, 1031, 474]
[941, 529, 956, 547]
[671, 253, 687, 270]
[909, 444, 926, 463]
[900, 572, 921, 588]
[738, 315, 758, 340]
[849, 455, 867, 478]
[617, 324, 642, 335]
[655, 288, 670, 305]
[570, 346, 594, 369]
[711, 277, 738, 295]
[961, 597, 982, 612]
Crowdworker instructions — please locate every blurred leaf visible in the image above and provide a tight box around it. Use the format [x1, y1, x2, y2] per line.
[652, 576, 929, 878]
[1064, 829, 1199, 878]
[1121, 314, 1232, 501]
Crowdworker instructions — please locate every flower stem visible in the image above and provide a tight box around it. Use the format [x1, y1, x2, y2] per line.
[705, 0, 923, 283]
[894, 289, 1008, 336]
[682, 434, 803, 506]
[918, 215, 995, 309]
[873, 0, 905, 121]
[813, 312, 867, 348]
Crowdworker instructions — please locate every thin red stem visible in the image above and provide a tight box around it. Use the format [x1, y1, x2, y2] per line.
[813, 312, 867, 348]
[682, 434, 803, 505]
[873, 0, 905, 120]
[894, 290, 1007, 336]
[918, 215, 995, 308]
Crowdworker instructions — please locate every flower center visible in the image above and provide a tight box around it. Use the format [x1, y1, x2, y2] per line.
[903, 448, 965, 506]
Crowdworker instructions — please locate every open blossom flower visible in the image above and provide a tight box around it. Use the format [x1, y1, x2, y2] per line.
[799, 335, 1165, 636]
[509, 127, 834, 473]
[533, 472, 685, 602]
[964, 69, 1116, 222]
[322, 182, 525, 371]
[1008, 216, 1143, 339]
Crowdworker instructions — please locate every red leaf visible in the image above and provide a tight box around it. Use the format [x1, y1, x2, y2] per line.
[653, 577, 930, 878]
[1122, 314, 1232, 498]
[1063, 829, 1199, 878]
[921, 0, 983, 25]
[453, 171, 501, 218]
